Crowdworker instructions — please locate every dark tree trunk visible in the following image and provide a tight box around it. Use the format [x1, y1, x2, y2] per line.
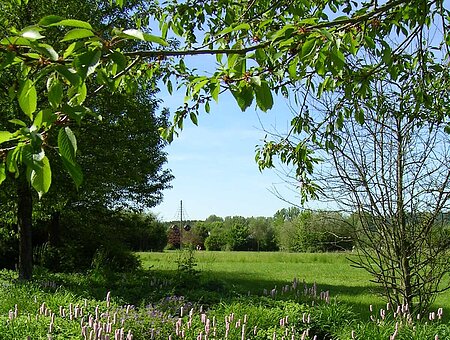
[17, 173, 33, 281]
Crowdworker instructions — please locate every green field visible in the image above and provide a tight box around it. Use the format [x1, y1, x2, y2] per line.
[2, 251, 450, 339]
[139, 250, 450, 319]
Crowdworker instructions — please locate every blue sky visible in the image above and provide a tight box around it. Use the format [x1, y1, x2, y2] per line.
[150, 89, 303, 221]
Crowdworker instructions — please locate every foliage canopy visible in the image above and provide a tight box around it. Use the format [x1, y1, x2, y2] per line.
[0, 0, 448, 200]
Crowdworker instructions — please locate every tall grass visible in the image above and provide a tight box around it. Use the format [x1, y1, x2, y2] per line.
[1, 251, 450, 339]
[139, 251, 450, 319]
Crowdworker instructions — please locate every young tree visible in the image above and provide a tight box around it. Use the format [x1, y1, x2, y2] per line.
[313, 76, 450, 313]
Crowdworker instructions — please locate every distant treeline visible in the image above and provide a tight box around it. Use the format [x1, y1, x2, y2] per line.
[166, 207, 450, 252]
[166, 208, 355, 252]
[1, 206, 449, 273]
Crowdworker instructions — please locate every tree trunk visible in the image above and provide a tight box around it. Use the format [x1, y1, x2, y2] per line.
[17, 173, 33, 281]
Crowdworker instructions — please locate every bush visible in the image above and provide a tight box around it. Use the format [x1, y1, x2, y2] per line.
[33, 207, 154, 273]
[119, 212, 167, 252]
[204, 221, 227, 251]
[277, 211, 354, 253]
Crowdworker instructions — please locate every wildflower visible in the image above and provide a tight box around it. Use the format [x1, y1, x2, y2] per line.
[106, 291, 111, 308]
[205, 318, 210, 334]
[390, 329, 398, 340]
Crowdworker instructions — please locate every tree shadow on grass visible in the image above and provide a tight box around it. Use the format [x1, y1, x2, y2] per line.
[32, 266, 386, 321]
[199, 269, 384, 320]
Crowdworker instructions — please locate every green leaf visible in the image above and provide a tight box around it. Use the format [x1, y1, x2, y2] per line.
[61, 28, 94, 42]
[193, 78, 209, 95]
[30, 155, 51, 198]
[0, 131, 13, 144]
[355, 108, 365, 124]
[63, 41, 83, 59]
[21, 27, 45, 40]
[190, 112, 198, 126]
[33, 43, 59, 61]
[364, 35, 376, 49]
[0, 163, 5, 185]
[6, 145, 21, 175]
[18, 79, 37, 119]
[110, 51, 127, 72]
[0, 37, 31, 46]
[22, 145, 42, 170]
[232, 85, 254, 111]
[250, 76, 262, 87]
[219, 23, 251, 35]
[122, 29, 145, 40]
[301, 38, 317, 58]
[113, 0, 124, 8]
[48, 80, 64, 108]
[288, 57, 299, 79]
[8, 119, 27, 127]
[61, 156, 83, 189]
[38, 15, 64, 26]
[61, 105, 89, 124]
[143, 33, 168, 46]
[330, 48, 345, 69]
[68, 83, 87, 105]
[49, 19, 92, 30]
[255, 81, 274, 112]
[58, 127, 77, 164]
[210, 80, 220, 102]
[33, 109, 57, 129]
[56, 65, 82, 87]
[75, 49, 101, 78]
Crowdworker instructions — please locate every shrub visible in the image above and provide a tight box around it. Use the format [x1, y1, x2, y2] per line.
[33, 207, 147, 273]
[277, 211, 354, 253]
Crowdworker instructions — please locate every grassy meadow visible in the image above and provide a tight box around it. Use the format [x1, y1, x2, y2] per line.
[2, 250, 450, 339]
[139, 251, 380, 317]
[139, 251, 450, 320]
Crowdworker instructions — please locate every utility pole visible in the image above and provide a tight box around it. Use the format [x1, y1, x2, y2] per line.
[177, 200, 190, 249]
[179, 200, 183, 230]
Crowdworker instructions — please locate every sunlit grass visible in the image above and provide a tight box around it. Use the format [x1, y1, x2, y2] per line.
[138, 251, 450, 320]
[1, 251, 450, 339]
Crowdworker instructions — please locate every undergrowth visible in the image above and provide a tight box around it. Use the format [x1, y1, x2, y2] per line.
[1, 250, 450, 339]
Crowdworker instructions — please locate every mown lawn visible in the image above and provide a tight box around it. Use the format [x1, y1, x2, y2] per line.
[139, 250, 450, 320]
